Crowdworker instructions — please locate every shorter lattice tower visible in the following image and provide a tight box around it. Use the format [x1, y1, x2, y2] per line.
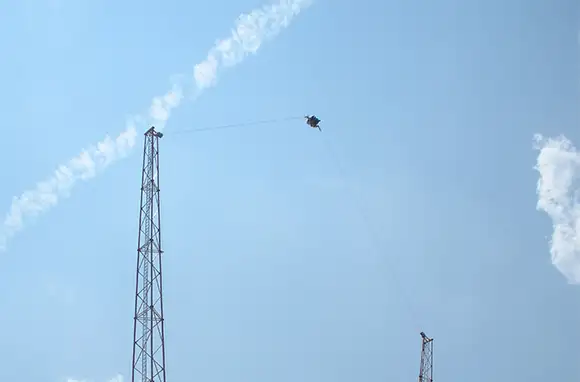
[418, 332, 433, 382]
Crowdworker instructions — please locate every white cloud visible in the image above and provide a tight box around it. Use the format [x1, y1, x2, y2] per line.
[534, 133, 580, 284]
[65, 374, 123, 382]
[46, 281, 76, 305]
[107, 375, 124, 382]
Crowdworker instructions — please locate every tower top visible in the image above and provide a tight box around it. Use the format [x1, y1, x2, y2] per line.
[418, 331, 434, 382]
[145, 126, 163, 138]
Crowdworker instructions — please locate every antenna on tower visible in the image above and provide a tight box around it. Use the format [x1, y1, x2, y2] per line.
[131, 126, 167, 382]
[418, 332, 433, 382]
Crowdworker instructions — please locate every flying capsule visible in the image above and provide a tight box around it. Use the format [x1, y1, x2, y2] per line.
[305, 115, 321, 131]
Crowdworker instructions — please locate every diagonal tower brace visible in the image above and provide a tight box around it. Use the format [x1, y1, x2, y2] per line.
[131, 126, 167, 382]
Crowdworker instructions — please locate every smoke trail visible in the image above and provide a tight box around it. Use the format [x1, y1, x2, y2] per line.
[0, 124, 139, 251]
[534, 133, 580, 284]
[193, 0, 313, 91]
[0, 0, 312, 251]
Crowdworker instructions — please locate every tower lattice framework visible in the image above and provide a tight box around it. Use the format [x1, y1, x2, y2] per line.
[131, 126, 167, 382]
[418, 332, 433, 382]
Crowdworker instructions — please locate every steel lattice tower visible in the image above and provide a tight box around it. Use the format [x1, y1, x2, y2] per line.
[418, 332, 433, 382]
[131, 126, 167, 382]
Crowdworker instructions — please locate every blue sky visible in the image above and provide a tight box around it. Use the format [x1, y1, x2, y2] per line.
[1, 0, 580, 381]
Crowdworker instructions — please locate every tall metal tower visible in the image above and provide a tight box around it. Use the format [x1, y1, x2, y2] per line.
[418, 332, 433, 382]
[131, 126, 167, 382]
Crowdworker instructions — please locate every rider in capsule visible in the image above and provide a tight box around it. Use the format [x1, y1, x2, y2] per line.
[305, 115, 321, 131]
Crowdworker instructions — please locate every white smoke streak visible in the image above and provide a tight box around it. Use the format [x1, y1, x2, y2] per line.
[0, 125, 138, 251]
[193, 0, 313, 90]
[0, 0, 312, 251]
[534, 133, 580, 284]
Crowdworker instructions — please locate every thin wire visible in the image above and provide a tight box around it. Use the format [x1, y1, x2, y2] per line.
[318, 132, 423, 334]
[165, 113, 423, 329]
[169, 116, 304, 135]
